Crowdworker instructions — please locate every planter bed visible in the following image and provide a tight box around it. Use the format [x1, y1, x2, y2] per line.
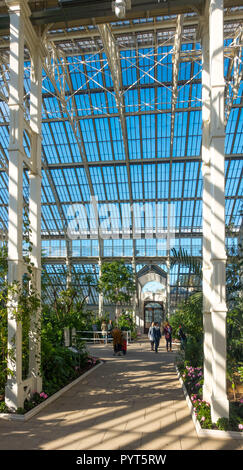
[0, 360, 103, 422]
[176, 366, 243, 439]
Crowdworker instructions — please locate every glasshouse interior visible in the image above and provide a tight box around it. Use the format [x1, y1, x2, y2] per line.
[0, 0, 242, 452]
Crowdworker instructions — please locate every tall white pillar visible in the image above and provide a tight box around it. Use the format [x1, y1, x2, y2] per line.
[201, 13, 213, 404]
[5, 0, 25, 410]
[6, 0, 45, 409]
[28, 46, 43, 394]
[209, 0, 229, 421]
[132, 257, 137, 321]
[98, 257, 104, 317]
[166, 258, 170, 318]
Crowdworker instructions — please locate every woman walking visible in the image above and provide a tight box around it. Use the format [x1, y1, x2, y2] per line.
[148, 321, 155, 351]
[163, 321, 172, 352]
[111, 326, 123, 356]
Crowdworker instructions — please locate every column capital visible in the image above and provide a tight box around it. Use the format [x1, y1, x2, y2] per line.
[6, 0, 31, 17]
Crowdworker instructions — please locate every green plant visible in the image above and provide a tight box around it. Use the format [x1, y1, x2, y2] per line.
[0, 400, 9, 413]
[170, 292, 203, 343]
[180, 365, 204, 396]
[118, 311, 137, 338]
[216, 417, 231, 431]
[98, 261, 136, 316]
[41, 343, 88, 397]
[0, 234, 41, 395]
[191, 395, 212, 429]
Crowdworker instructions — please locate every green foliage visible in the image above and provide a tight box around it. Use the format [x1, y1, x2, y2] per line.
[184, 338, 203, 368]
[216, 402, 243, 432]
[0, 240, 41, 391]
[118, 311, 137, 338]
[0, 244, 9, 395]
[170, 241, 243, 376]
[191, 396, 213, 429]
[170, 247, 202, 279]
[216, 417, 231, 431]
[170, 292, 203, 342]
[0, 400, 8, 413]
[238, 366, 243, 383]
[180, 365, 204, 396]
[41, 342, 88, 397]
[178, 366, 243, 431]
[226, 242, 243, 376]
[98, 261, 136, 306]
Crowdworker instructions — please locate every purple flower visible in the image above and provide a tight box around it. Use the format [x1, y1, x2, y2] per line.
[201, 416, 205, 422]
[238, 424, 243, 430]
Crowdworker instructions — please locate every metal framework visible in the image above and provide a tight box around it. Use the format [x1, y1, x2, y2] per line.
[0, 0, 242, 416]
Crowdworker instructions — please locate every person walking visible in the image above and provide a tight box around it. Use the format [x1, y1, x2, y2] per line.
[111, 326, 123, 356]
[121, 327, 127, 355]
[163, 321, 172, 352]
[101, 320, 107, 343]
[107, 319, 113, 343]
[153, 322, 161, 353]
[148, 321, 155, 351]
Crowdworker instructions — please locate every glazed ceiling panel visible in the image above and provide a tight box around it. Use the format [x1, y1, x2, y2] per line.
[0, 6, 242, 302]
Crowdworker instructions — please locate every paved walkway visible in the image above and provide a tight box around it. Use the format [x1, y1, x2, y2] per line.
[0, 338, 242, 450]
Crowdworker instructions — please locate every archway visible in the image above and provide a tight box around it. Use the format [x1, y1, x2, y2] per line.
[136, 265, 167, 333]
[144, 301, 165, 334]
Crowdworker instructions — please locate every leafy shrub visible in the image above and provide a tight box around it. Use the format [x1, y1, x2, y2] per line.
[118, 312, 137, 339]
[180, 365, 204, 396]
[41, 340, 88, 396]
[184, 338, 203, 368]
[191, 395, 212, 429]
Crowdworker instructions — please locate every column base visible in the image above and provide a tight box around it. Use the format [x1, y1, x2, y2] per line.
[5, 380, 24, 411]
[211, 395, 229, 423]
[32, 373, 42, 394]
[202, 384, 212, 405]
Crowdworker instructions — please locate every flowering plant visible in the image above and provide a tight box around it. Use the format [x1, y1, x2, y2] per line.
[182, 365, 204, 396]
[16, 391, 49, 414]
[87, 356, 98, 367]
[179, 363, 243, 432]
[191, 394, 212, 429]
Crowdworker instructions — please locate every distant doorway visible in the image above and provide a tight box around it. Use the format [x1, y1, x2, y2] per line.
[144, 301, 164, 334]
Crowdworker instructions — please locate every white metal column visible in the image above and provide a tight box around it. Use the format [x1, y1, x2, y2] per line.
[132, 256, 137, 321]
[201, 10, 213, 404]
[5, 0, 44, 410]
[5, 0, 26, 410]
[166, 258, 170, 318]
[98, 258, 104, 317]
[28, 46, 43, 394]
[209, 0, 229, 421]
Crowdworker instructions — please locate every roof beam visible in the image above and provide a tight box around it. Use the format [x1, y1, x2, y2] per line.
[170, 14, 184, 149]
[98, 23, 135, 253]
[225, 25, 243, 123]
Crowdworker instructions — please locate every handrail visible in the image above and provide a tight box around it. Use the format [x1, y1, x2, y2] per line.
[75, 330, 132, 345]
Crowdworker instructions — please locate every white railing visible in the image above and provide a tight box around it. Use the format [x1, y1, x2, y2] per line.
[75, 330, 132, 345]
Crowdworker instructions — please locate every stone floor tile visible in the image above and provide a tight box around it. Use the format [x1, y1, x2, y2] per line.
[199, 437, 243, 451]
[139, 432, 182, 450]
[0, 338, 241, 451]
[101, 430, 143, 450]
[180, 436, 204, 450]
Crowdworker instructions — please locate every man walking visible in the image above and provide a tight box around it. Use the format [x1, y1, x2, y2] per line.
[153, 322, 162, 353]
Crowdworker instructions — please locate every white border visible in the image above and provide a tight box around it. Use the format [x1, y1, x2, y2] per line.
[176, 366, 243, 439]
[0, 361, 104, 422]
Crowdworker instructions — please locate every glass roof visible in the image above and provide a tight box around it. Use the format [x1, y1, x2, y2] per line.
[0, 11, 242, 308]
